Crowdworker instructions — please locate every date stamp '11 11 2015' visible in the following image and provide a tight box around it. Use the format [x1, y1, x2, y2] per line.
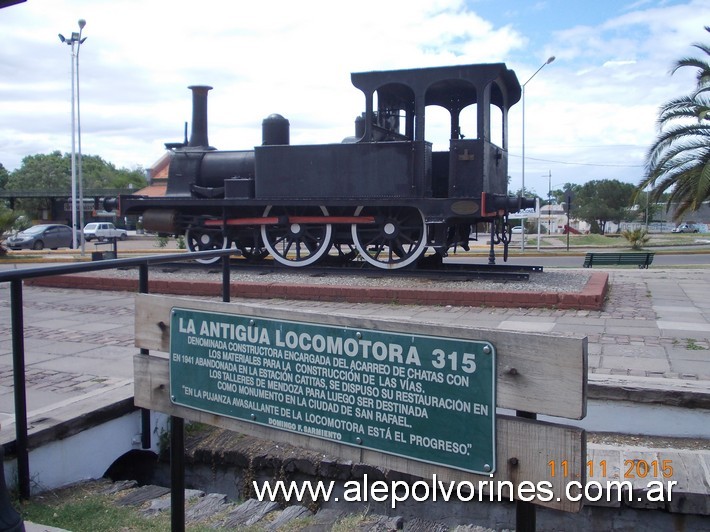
[549, 458, 674, 479]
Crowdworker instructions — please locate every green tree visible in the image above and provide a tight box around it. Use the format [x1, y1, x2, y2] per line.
[77, 154, 146, 189]
[574, 179, 637, 234]
[637, 26, 710, 220]
[551, 183, 581, 209]
[5, 152, 70, 215]
[0, 163, 8, 190]
[6, 152, 147, 218]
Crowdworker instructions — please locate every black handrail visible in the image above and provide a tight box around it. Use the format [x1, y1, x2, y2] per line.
[0, 248, 233, 504]
[0, 249, 232, 282]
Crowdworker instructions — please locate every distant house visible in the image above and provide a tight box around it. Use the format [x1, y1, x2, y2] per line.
[538, 203, 568, 234]
[134, 152, 170, 197]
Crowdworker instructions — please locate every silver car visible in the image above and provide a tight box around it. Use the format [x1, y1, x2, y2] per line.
[672, 223, 698, 233]
[5, 224, 74, 250]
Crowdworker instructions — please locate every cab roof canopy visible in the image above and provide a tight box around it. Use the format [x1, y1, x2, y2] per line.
[351, 63, 521, 143]
[351, 63, 521, 112]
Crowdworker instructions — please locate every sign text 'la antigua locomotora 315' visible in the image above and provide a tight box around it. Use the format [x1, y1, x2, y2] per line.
[169, 307, 496, 474]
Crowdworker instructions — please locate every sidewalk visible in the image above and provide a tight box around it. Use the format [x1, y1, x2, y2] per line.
[1, 267, 709, 421]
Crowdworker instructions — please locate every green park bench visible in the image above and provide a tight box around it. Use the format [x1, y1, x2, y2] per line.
[582, 252, 654, 269]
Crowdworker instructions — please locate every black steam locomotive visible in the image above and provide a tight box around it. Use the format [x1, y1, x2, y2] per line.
[112, 62, 533, 269]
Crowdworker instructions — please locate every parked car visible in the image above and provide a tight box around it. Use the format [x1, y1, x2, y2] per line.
[671, 223, 698, 233]
[83, 222, 128, 241]
[511, 226, 525, 234]
[5, 224, 73, 250]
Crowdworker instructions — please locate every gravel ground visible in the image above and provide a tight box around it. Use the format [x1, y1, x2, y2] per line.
[87, 265, 593, 293]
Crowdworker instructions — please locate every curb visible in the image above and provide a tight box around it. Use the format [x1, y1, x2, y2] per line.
[24, 271, 609, 310]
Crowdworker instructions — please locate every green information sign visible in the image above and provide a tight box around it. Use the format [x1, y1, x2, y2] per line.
[169, 307, 496, 474]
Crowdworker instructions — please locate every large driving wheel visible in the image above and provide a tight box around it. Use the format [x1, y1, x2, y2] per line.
[260, 206, 332, 267]
[185, 226, 229, 265]
[351, 206, 427, 269]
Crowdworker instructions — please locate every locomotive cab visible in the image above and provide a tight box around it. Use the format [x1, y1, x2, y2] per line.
[350, 63, 520, 201]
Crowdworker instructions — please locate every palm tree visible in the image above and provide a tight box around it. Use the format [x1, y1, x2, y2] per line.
[637, 26, 710, 220]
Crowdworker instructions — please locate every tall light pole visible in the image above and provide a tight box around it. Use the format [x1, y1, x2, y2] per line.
[521, 55, 555, 251]
[58, 19, 87, 251]
[547, 170, 552, 235]
[76, 19, 87, 254]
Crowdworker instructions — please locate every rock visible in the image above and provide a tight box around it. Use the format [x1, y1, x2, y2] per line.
[220, 498, 280, 527]
[114, 484, 170, 507]
[266, 504, 314, 530]
[298, 508, 348, 531]
[141, 488, 203, 516]
[186, 492, 229, 523]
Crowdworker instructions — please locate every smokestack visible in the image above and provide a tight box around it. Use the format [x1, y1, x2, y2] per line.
[187, 85, 213, 148]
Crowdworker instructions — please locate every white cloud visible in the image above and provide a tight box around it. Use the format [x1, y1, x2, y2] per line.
[508, 0, 710, 194]
[1, 0, 530, 171]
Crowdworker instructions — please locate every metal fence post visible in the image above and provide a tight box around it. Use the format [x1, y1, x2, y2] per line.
[0, 249, 229, 503]
[138, 263, 151, 450]
[222, 254, 230, 302]
[170, 416, 185, 532]
[10, 280, 30, 500]
[515, 410, 536, 532]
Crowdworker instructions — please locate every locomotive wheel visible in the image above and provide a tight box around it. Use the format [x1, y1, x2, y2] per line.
[351, 206, 427, 269]
[239, 243, 269, 262]
[260, 206, 332, 267]
[185, 226, 229, 264]
[235, 229, 269, 262]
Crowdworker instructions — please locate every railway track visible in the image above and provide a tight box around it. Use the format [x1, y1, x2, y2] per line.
[150, 256, 544, 283]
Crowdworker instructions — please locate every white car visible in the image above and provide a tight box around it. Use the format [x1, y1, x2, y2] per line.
[511, 226, 525, 234]
[83, 222, 127, 241]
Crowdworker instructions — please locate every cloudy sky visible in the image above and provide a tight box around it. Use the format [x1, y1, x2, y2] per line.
[1, 0, 709, 198]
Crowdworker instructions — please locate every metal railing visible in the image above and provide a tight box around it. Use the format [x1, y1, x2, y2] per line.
[0, 249, 233, 501]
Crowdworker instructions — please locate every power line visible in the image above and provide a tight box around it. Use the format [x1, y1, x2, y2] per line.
[509, 153, 644, 168]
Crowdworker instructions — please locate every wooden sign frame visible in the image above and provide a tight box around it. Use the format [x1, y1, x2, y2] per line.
[134, 294, 587, 512]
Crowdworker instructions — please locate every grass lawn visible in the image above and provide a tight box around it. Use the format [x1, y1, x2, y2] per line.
[528, 232, 707, 248]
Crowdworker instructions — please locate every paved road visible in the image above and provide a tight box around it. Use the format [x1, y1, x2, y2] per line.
[464, 251, 710, 268]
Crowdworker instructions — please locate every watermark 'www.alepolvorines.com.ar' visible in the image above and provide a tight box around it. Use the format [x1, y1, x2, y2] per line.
[253, 474, 678, 509]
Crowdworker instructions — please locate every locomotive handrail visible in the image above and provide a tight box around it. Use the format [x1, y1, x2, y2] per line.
[0, 248, 234, 500]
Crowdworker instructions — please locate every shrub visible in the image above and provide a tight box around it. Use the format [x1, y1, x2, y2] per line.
[621, 228, 650, 250]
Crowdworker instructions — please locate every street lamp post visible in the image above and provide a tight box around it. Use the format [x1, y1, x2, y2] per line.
[58, 19, 87, 252]
[547, 170, 552, 235]
[521, 56, 555, 251]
